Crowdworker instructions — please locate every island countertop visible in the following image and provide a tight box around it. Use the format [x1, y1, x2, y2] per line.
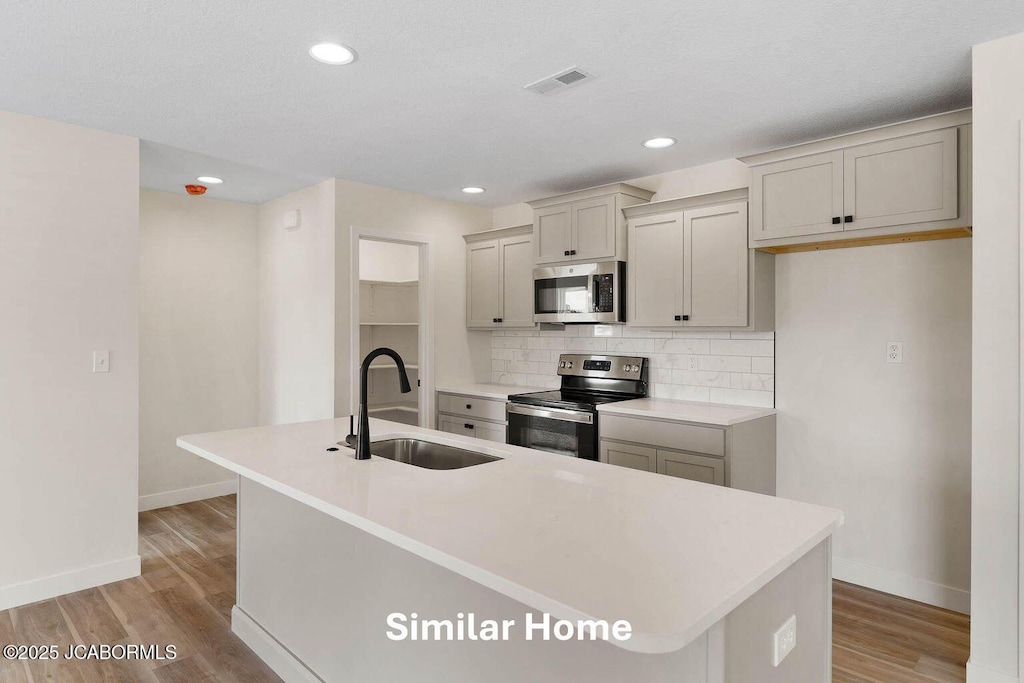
[177, 418, 841, 655]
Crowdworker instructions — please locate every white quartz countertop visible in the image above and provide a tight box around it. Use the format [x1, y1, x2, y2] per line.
[435, 382, 547, 400]
[597, 398, 776, 426]
[178, 419, 840, 655]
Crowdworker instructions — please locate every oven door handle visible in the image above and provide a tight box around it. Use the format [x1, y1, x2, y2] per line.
[506, 403, 594, 424]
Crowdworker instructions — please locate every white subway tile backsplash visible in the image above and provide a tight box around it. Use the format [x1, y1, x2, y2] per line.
[491, 328, 774, 409]
[655, 338, 711, 355]
[709, 339, 775, 357]
[699, 355, 752, 373]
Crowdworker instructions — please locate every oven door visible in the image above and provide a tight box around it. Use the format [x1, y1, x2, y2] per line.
[506, 403, 597, 460]
[533, 262, 623, 324]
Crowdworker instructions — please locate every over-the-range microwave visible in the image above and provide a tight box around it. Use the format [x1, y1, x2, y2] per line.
[533, 261, 624, 324]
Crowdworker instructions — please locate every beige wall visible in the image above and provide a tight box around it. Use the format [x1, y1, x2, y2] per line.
[258, 180, 337, 425]
[139, 190, 259, 508]
[0, 110, 140, 609]
[776, 240, 971, 612]
[334, 178, 492, 416]
[969, 32, 1024, 681]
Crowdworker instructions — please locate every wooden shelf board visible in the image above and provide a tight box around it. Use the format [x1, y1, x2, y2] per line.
[756, 227, 972, 255]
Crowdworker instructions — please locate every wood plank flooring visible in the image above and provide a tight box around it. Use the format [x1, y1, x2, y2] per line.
[0, 496, 969, 682]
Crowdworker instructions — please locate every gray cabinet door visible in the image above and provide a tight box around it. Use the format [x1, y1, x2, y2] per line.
[750, 150, 844, 241]
[600, 440, 657, 472]
[843, 128, 958, 231]
[571, 195, 617, 261]
[466, 239, 500, 328]
[656, 449, 725, 486]
[683, 202, 749, 328]
[534, 204, 572, 264]
[472, 422, 506, 444]
[627, 212, 684, 327]
[498, 234, 535, 328]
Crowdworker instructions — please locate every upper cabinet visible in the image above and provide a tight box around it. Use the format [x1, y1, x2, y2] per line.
[744, 111, 971, 251]
[527, 183, 655, 265]
[464, 226, 536, 330]
[624, 190, 774, 331]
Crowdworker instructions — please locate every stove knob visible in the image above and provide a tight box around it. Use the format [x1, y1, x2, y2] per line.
[631, 364, 640, 373]
[559, 361, 566, 368]
[622, 364, 630, 372]
[566, 361, 573, 369]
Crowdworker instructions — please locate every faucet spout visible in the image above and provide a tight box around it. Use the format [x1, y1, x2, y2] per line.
[354, 347, 412, 460]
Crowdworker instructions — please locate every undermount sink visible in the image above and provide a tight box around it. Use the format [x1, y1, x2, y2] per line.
[346, 438, 502, 470]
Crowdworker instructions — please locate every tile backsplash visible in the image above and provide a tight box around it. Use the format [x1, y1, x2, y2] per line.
[491, 326, 775, 408]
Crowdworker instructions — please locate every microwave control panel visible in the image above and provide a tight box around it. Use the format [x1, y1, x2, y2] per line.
[594, 274, 615, 313]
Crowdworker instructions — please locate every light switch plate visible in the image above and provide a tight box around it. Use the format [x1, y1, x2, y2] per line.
[886, 341, 903, 364]
[773, 614, 797, 667]
[93, 350, 110, 373]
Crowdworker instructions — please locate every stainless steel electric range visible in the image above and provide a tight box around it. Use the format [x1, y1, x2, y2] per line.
[506, 353, 648, 460]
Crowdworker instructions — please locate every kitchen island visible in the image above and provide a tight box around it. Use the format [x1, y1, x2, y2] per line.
[177, 417, 842, 683]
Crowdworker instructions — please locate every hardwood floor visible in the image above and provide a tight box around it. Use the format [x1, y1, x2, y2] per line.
[0, 496, 969, 682]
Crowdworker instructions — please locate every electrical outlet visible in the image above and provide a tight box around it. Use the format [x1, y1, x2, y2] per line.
[886, 341, 903, 364]
[92, 350, 110, 373]
[773, 615, 797, 667]
[687, 356, 698, 371]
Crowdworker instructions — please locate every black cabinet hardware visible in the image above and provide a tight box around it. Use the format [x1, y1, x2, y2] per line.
[564, 250, 570, 256]
[466, 404, 472, 409]
[464, 423, 474, 430]
[844, 215, 853, 223]
[496, 317, 503, 323]
[683, 315, 690, 321]
[570, 250, 577, 255]
[674, 315, 682, 321]
[832, 216, 841, 224]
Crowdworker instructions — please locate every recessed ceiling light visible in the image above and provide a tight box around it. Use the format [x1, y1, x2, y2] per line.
[196, 176, 223, 184]
[309, 42, 357, 65]
[643, 137, 676, 149]
[461, 187, 486, 194]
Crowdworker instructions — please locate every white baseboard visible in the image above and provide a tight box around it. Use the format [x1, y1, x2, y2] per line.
[833, 557, 970, 614]
[232, 605, 321, 683]
[967, 659, 1019, 683]
[0, 555, 140, 612]
[139, 479, 238, 512]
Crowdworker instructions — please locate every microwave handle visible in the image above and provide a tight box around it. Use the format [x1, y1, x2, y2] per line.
[591, 275, 599, 313]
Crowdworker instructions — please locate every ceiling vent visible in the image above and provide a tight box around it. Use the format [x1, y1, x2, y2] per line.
[524, 66, 596, 95]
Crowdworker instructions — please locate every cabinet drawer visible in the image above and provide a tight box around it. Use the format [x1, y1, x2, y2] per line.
[600, 440, 656, 472]
[657, 449, 725, 486]
[600, 414, 725, 457]
[437, 393, 507, 422]
[438, 416, 506, 444]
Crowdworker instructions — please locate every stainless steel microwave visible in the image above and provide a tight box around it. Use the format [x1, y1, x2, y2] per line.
[533, 261, 624, 324]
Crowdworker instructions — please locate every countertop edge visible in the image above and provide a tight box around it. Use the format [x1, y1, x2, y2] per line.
[596, 401, 777, 426]
[176, 432, 840, 655]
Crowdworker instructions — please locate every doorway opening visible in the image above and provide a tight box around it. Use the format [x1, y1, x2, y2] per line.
[353, 235, 430, 427]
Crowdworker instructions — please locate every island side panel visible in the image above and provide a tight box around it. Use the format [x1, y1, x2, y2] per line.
[234, 477, 713, 683]
[723, 538, 831, 682]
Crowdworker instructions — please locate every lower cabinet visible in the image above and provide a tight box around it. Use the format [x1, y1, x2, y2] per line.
[599, 412, 776, 494]
[656, 449, 725, 486]
[436, 392, 507, 444]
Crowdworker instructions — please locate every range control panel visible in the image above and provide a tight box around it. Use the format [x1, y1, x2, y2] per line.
[556, 354, 647, 380]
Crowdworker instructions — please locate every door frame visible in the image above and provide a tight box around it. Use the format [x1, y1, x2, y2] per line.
[349, 225, 436, 428]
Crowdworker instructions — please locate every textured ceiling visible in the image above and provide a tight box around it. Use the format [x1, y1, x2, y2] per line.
[1, 0, 1019, 206]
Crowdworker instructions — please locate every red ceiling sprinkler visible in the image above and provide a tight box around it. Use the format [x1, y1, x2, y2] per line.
[185, 184, 207, 196]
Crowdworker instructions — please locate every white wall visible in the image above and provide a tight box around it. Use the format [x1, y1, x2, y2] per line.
[358, 239, 419, 282]
[258, 180, 337, 425]
[776, 240, 972, 612]
[969, 32, 1024, 683]
[334, 178, 492, 417]
[0, 110, 140, 610]
[139, 189, 259, 509]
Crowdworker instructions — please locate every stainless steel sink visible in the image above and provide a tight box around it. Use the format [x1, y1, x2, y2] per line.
[349, 438, 502, 470]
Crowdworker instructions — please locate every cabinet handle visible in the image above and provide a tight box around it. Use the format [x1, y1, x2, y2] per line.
[570, 250, 577, 255]
[674, 315, 682, 321]
[496, 317, 503, 323]
[564, 250, 570, 256]
[844, 215, 853, 223]
[832, 216, 841, 224]
[682, 314, 690, 321]
[466, 404, 472, 409]
[492, 318, 497, 323]
[464, 423, 474, 430]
